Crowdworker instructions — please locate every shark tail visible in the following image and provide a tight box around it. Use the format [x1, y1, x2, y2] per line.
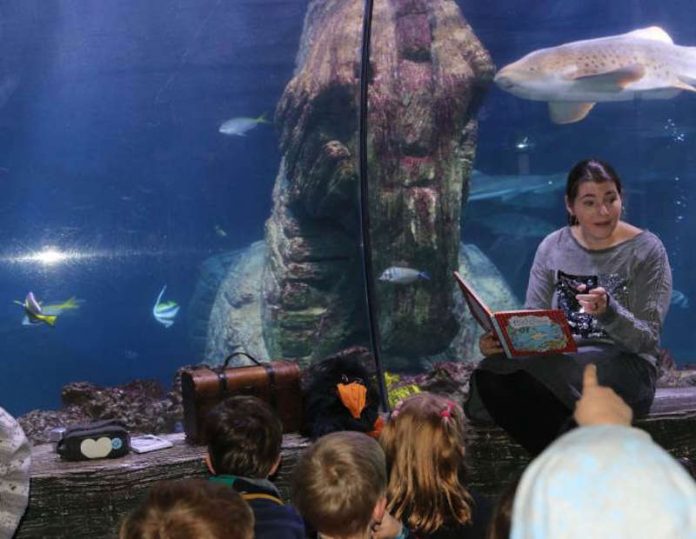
[418, 271, 431, 280]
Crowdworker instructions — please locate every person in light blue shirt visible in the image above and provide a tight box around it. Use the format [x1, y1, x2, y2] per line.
[510, 365, 696, 539]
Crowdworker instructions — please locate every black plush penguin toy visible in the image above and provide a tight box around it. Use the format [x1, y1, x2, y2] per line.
[301, 348, 384, 440]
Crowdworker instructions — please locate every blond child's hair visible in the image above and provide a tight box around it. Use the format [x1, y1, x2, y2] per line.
[119, 479, 254, 539]
[292, 431, 387, 537]
[379, 392, 473, 534]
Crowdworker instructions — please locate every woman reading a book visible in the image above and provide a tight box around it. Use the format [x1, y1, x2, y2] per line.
[464, 158, 672, 455]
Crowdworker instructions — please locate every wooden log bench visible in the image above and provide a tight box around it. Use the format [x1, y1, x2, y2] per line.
[16, 387, 696, 539]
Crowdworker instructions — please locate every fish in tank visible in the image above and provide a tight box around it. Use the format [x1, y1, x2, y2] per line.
[0, 0, 693, 445]
[2, 2, 696, 538]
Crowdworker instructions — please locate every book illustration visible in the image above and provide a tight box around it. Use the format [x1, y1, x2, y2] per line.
[454, 271, 576, 358]
[498, 313, 572, 353]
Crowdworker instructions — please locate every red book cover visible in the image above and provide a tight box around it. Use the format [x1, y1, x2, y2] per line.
[454, 271, 577, 358]
[492, 310, 577, 357]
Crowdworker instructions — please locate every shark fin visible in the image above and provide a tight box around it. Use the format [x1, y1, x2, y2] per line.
[624, 26, 673, 44]
[674, 76, 696, 93]
[570, 64, 645, 91]
[548, 102, 596, 124]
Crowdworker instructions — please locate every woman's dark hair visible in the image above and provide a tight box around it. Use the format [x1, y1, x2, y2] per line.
[565, 159, 623, 225]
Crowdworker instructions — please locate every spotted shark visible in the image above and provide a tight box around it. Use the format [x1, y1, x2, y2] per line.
[153, 285, 180, 328]
[495, 27, 696, 123]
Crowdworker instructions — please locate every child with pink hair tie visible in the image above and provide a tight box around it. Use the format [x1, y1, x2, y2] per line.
[380, 393, 492, 539]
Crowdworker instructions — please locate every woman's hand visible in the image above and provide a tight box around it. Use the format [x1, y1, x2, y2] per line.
[575, 285, 608, 316]
[479, 331, 504, 357]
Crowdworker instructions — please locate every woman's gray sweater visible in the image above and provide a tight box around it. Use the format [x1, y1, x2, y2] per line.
[524, 227, 672, 366]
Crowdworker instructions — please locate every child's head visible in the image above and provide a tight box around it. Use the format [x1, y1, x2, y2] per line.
[205, 395, 282, 478]
[292, 431, 387, 538]
[379, 392, 473, 534]
[119, 478, 254, 539]
[486, 474, 521, 539]
[511, 425, 696, 539]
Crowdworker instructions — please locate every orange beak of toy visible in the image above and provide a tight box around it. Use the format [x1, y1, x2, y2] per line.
[337, 382, 367, 419]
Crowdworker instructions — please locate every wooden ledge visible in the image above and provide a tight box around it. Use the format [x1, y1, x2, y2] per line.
[17, 388, 696, 538]
[19, 434, 309, 539]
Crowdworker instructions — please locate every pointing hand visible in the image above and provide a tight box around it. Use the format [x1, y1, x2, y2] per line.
[574, 364, 633, 427]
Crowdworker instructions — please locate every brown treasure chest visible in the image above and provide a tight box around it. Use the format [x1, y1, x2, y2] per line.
[181, 352, 303, 444]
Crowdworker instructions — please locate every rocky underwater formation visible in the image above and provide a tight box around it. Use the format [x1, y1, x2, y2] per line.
[18, 352, 696, 445]
[195, 0, 497, 370]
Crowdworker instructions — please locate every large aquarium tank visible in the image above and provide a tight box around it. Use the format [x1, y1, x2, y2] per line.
[2, 0, 695, 424]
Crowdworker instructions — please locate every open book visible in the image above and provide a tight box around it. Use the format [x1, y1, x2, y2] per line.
[454, 271, 577, 358]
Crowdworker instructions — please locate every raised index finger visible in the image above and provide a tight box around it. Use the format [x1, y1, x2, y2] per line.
[582, 364, 599, 390]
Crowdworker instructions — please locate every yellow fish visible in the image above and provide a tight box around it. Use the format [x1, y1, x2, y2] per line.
[13, 292, 57, 327]
[42, 296, 83, 316]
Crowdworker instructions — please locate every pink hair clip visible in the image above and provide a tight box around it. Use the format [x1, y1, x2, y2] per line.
[390, 400, 405, 420]
[440, 401, 456, 420]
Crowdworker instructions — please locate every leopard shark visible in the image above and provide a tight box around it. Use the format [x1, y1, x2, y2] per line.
[494, 27, 696, 123]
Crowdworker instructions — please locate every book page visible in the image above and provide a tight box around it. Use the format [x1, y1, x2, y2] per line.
[453, 272, 493, 332]
[505, 314, 568, 352]
[494, 310, 577, 356]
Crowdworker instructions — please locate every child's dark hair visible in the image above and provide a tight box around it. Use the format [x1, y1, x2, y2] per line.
[205, 395, 282, 478]
[119, 478, 254, 539]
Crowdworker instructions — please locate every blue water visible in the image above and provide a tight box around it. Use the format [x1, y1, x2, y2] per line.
[0, 0, 307, 415]
[2, 0, 695, 416]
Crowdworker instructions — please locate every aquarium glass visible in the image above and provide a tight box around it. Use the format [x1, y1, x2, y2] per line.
[371, 0, 696, 380]
[1, 0, 694, 422]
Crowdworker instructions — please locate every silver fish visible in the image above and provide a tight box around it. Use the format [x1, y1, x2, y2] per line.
[378, 267, 430, 285]
[218, 113, 270, 136]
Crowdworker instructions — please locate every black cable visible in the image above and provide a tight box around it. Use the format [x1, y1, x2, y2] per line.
[357, 0, 389, 411]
